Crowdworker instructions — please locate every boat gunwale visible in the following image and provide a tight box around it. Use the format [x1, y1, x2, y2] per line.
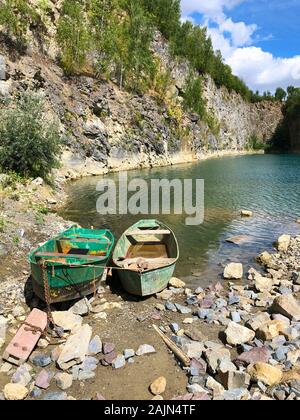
[28, 225, 115, 267]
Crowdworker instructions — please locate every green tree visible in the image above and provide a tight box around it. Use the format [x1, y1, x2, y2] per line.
[275, 87, 287, 102]
[57, 0, 91, 75]
[119, 0, 155, 92]
[183, 73, 205, 118]
[141, 0, 181, 39]
[0, 0, 39, 45]
[0, 91, 62, 179]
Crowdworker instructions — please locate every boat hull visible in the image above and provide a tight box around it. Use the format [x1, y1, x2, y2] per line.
[118, 263, 176, 297]
[113, 219, 179, 297]
[31, 262, 107, 303]
[28, 226, 114, 303]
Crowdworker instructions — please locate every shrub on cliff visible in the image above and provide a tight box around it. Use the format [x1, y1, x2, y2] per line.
[0, 91, 62, 179]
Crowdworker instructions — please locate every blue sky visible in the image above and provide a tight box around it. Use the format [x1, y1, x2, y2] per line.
[181, 0, 300, 92]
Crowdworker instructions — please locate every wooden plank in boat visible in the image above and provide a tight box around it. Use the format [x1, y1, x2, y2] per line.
[34, 252, 106, 260]
[118, 258, 176, 266]
[126, 229, 171, 236]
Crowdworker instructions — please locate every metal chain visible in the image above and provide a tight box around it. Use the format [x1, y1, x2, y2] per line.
[41, 262, 55, 328]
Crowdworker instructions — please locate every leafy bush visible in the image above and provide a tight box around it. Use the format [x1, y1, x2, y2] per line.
[0, 0, 42, 46]
[249, 134, 266, 151]
[0, 91, 62, 179]
[183, 74, 206, 118]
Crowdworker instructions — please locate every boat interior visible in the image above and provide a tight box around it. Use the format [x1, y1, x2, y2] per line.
[33, 232, 113, 264]
[115, 225, 178, 271]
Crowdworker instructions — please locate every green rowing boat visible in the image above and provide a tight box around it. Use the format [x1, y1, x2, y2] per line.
[28, 226, 115, 303]
[113, 220, 179, 297]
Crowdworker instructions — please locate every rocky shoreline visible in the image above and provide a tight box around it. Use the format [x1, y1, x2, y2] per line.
[0, 175, 299, 400]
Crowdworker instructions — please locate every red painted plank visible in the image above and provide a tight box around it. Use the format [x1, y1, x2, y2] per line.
[3, 309, 48, 366]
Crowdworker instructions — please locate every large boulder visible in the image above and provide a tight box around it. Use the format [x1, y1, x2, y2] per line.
[225, 322, 255, 346]
[277, 235, 291, 253]
[271, 295, 300, 321]
[247, 363, 283, 386]
[256, 320, 286, 341]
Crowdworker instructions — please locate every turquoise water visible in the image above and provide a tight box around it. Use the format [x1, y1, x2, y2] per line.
[61, 154, 300, 285]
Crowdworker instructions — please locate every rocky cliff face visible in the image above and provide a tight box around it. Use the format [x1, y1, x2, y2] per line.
[0, 27, 284, 180]
[289, 118, 300, 152]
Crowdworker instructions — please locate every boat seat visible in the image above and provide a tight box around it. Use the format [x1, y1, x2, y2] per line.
[126, 229, 171, 236]
[34, 252, 106, 260]
[59, 237, 110, 244]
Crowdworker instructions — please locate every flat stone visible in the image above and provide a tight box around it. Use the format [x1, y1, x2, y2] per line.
[112, 355, 126, 369]
[165, 301, 177, 312]
[124, 349, 135, 360]
[256, 320, 286, 341]
[30, 352, 52, 368]
[225, 322, 255, 346]
[43, 392, 68, 400]
[186, 384, 208, 394]
[150, 377, 167, 395]
[35, 370, 52, 389]
[88, 336, 102, 355]
[30, 387, 42, 399]
[103, 342, 115, 355]
[246, 312, 270, 331]
[78, 370, 96, 381]
[206, 376, 225, 397]
[136, 344, 156, 356]
[241, 210, 253, 217]
[231, 312, 241, 323]
[221, 388, 250, 401]
[79, 356, 99, 371]
[247, 363, 283, 386]
[204, 347, 231, 374]
[228, 294, 240, 305]
[189, 358, 207, 376]
[37, 338, 49, 349]
[183, 318, 194, 324]
[102, 351, 117, 365]
[11, 365, 32, 387]
[169, 277, 186, 288]
[226, 235, 252, 245]
[224, 263, 243, 280]
[184, 327, 207, 342]
[218, 371, 251, 390]
[57, 324, 92, 370]
[4, 383, 28, 400]
[169, 324, 179, 335]
[182, 341, 204, 359]
[236, 347, 271, 365]
[52, 311, 82, 331]
[254, 276, 273, 292]
[175, 303, 192, 314]
[199, 295, 215, 309]
[271, 295, 300, 321]
[55, 372, 73, 390]
[69, 298, 91, 316]
[12, 306, 26, 318]
[0, 315, 8, 348]
[157, 289, 173, 300]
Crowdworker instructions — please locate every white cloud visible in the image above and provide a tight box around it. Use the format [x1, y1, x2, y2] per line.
[227, 47, 300, 92]
[180, 0, 300, 92]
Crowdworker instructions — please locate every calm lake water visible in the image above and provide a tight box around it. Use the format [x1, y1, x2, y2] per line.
[61, 154, 300, 286]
